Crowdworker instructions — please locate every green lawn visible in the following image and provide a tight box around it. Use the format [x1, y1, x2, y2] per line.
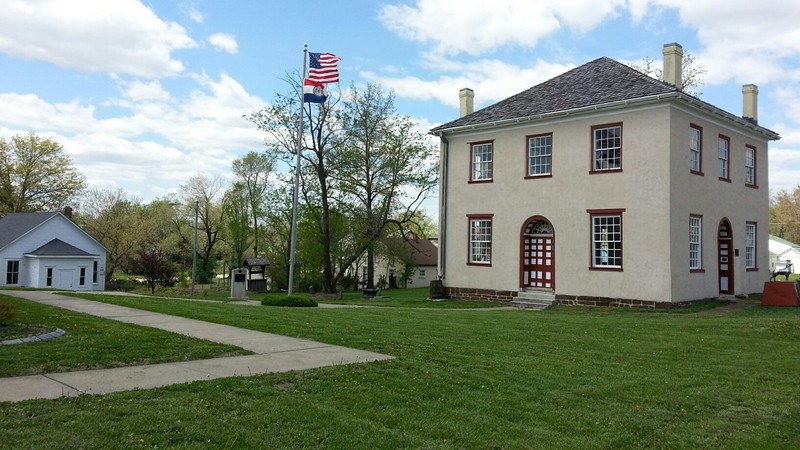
[2, 292, 800, 448]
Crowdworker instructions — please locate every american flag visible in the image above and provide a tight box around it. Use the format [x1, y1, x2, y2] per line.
[307, 52, 342, 84]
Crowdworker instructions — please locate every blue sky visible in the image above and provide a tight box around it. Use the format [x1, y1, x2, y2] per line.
[1, 0, 799, 218]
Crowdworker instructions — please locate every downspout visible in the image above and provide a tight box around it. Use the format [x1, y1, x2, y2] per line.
[437, 133, 449, 279]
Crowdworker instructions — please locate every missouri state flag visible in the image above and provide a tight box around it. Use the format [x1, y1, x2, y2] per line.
[303, 78, 328, 103]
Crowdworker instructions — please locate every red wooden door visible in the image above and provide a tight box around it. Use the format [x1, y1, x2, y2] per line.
[718, 220, 734, 295]
[522, 220, 554, 289]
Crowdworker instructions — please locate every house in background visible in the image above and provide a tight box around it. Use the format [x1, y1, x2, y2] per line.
[431, 43, 779, 307]
[769, 235, 800, 274]
[369, 234, 438, 288]
[0, 209, 107, 291]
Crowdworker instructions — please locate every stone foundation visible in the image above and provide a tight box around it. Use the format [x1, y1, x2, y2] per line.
[445, 286, 698, 309]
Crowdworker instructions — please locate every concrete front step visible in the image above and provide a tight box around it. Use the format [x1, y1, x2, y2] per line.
[512, 289, 556, 310]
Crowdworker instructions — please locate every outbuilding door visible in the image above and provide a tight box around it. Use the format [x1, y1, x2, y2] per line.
[718, 219, 734, 295]
[54, 269, 75, 290]
[521, 218, 554, 289]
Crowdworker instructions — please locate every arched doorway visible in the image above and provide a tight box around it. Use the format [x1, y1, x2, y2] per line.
[521, 217, 554, 289]
[718, 219, 734, 295]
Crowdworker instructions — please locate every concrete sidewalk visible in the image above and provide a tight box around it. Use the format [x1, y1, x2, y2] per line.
[0, 291, 393, 403]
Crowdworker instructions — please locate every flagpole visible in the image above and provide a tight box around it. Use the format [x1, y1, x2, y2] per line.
[287, 44, 307, 296]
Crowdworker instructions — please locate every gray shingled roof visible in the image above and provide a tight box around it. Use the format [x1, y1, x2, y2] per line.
[431, 56, 778, 139]
[27, 238, 96, 257]
[0, 212, 60, 250]
[243, 257, 271, 267]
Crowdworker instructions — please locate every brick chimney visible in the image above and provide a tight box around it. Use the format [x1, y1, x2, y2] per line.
[662, 43, 683, 88]
[62, 206, 73, 219]
[742, 84, 758, 124]
[459, 88, 474, 117]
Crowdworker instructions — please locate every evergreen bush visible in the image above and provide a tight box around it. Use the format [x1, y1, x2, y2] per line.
[261, 295, 318, 307]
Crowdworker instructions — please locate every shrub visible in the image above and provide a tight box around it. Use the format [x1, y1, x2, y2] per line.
[0, 300, 18, 324]
[261, 295, 318, 307]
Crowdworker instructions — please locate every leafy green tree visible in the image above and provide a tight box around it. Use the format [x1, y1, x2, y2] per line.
[771, 186, 800, 243]
[231, 152, 274, 256]
[176, 174, 225, 284]
[333, 83, 438, 289]
[247, 75, 342, 293]
[221, 184, 253, 270]
[0, 132, 86, 215]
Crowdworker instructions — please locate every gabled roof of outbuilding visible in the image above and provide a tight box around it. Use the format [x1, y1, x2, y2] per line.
[431, 56, 779, 140]
[0, 212, 60, 249]
[243, 257, 271, 267]
[26, 238, 96, 257]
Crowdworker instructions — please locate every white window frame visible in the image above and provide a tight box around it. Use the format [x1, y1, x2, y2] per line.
[471, 142, 493, 182]
[592, 124, 622, 172]
[590, 212, 623, 269]
[690, 125, 702, 173]
[718, 135, 730, 180]
[527, 134, 552, 177]
[689, 215, 702, 270]
[745, 145, 756, 186]
[468, 216, 492, 265]
[745, 222, 756, 269]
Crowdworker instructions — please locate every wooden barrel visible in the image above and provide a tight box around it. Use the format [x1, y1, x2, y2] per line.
[429, 279, 444, 299]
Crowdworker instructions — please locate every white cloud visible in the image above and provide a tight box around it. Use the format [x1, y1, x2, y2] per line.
[0, 72, 267, 200]
[180, 1, 205, 24]
[362, 57, 573, 108]
[0, 0, 196, 78]
[208, 33, 238, 54]
[379, 0, 626, 55]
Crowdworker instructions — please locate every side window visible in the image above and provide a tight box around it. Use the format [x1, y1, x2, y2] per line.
[745, 145, 757, 187]
[745, 222, 757, 269]
[526, 134, 552, 177]
[690, 124, 702, 174]
[717, 135, 730, 180]
[591, 124, 622, 172]
[470, 141, 493, 182]
[46, 268, 53, 287]
[689, 215, 702, 270]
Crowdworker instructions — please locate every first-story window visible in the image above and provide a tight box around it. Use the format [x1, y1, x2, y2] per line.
[79, 267, 86, 286]
[93, 261, 99, 283]
[591, 124, 622, 172]
[468, 215, 493, 265]
[6, 260, 19, 284]
[588, 210, 624, 269]
[470, 141, 493, 182]
[689, 215, 702, 270]
[46, 268, 53, 287]
[527, 133, 552, 177]
[745, 222, 757, 269]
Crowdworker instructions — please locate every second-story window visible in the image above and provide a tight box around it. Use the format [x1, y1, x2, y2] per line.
[470, 141, 493, 182]
[527, 134, 552, 177]
[745, 145, 757, 186]
[591, 124, 622, 172]
[718, 135, 730, 180]
[690, 124, 702, 173]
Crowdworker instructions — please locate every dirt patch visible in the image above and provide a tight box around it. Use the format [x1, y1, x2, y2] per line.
[698, 300, 760, 315]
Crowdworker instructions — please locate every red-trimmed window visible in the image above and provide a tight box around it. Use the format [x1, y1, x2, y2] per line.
[470, 141, 493, 182]
[588, 209, 624, 269]
[467, 214, 493, 265]
[690, 124, 702, 174]
[591, 124, 622, 172]
[745, 145, 757, 187]
[717, 135, 730, 180]
[526, 133, 552, 177]
[689, 215, 702, 270]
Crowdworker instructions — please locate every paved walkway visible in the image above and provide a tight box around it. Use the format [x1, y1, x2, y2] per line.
[0, 291, 393, 403]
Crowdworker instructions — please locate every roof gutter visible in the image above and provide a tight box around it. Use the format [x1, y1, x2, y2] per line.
[434, 133, 449, 280]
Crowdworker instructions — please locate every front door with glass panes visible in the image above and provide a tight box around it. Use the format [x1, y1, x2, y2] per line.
[521, 219, 554, 289]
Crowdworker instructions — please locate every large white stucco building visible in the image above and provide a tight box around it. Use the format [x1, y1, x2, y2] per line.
[431, 44, 779, 307]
